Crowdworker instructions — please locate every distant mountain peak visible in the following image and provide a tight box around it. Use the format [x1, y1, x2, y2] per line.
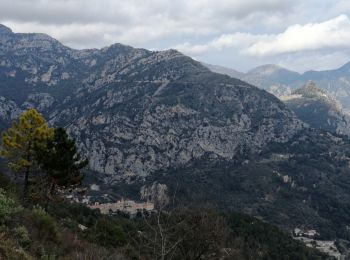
[337, 61, 350, 73]
[283, 81, 350, 135]
[286, 81, 343, 113]
[293, 81, 327, 98]
[248, 64, 287, 75]
[201, 62, 244, 79]
[0, 24, 13, 35]
[101, 43, 137, 54]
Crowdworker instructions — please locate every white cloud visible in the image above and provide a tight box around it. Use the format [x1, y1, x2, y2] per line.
[246, 15, 350, 56]
[277, 51, 350, 72]
[174, 33, 272, 56]
[4, 22, 175, 49]
[0, 0, 349, 72]
[176, 15, 350, 58]
[0, 0, 295, 49]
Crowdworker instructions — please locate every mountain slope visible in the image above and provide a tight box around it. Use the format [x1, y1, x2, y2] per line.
[201, 62, 245, 79]
[242, 65, 301, 97]
[299, 62, 350, 110]
[282, 81, 350, 135]
[0, 24, 303, 180]
[0, 171, 329, 260]
[203, 63, 301, 97]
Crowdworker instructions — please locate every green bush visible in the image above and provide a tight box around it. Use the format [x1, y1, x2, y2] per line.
[46, 201, 100, 228]
[0, 189, 22, 224]
[87, 218, 126, 248]
[31, 206, 60, 243]
[0, 172, 11, 190]
[0, 232, 32, 260]
[14, 226, 31, 248]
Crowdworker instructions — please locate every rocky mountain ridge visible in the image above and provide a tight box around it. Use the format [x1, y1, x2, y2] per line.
[0, 24, 303, 181]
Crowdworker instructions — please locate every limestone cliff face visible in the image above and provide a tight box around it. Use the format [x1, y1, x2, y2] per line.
[0, 24, 303, 180]
[64, 82, 302, 179]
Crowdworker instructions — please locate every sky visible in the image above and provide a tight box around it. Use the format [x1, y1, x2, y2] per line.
[1, 0, 350, 73]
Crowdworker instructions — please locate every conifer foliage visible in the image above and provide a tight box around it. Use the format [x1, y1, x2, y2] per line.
[0, 109, 87, 199]
[0, 109, 53, 198]
[35, 127, 88, 194]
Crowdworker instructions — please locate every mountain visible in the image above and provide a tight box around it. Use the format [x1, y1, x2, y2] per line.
[0, 24, 302, 180]
[204, 62, 350, 111]
[245, 64, 300, 86]
[202, 63, 301, 96]
[282, 81, 350, 135]
[201, 62, 245, 79]
[299, 62, 350, 110]
[242, 65, 300, 97]
[3, 25, 350, 253]
[0, 25, 12, 35]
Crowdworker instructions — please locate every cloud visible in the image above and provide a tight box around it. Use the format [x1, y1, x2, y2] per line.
[175, 15, 350, 58]
[276, 51, 350, 72]
[246, 15, 350, 56]
[0, 0, 290, 25]
[0, 0, 295, 49]
[0, 0, 349, 72]
[174, 33, 271, 56]
[3, 22, 172, 49]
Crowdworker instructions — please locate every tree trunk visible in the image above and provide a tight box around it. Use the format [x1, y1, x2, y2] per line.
[23, 166, 30, 203]
[23, 145, 32, 203]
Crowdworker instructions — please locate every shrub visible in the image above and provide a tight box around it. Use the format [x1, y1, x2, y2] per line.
[87, 218, 126, 248]
[31, 206, 60, 242]
[0, 232, 32, 259]
[0, 189, 22, 224]
[62, 244, 125, 260]
[0, 172, 11, 190]
[14, 226, 31, 248]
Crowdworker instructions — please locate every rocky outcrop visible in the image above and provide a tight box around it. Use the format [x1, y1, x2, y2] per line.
[0, 96, 22, 124]
[282, 81, 350, 135]
[22, 93, 55, 112]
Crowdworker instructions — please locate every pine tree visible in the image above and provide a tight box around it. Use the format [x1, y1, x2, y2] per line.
[35, 127, 88, 194]
[0, 109, 53, 199]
